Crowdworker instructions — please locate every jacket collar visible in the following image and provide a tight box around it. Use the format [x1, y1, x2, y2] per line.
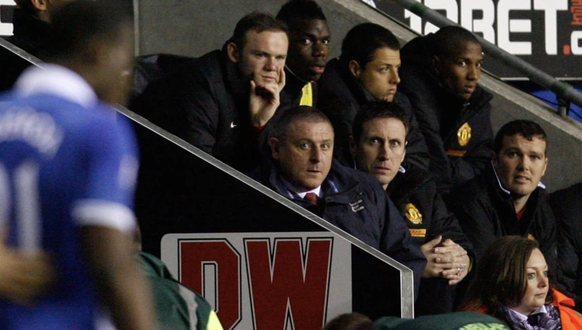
[386, 164, 429, 203]
[280, 66, 311, 108]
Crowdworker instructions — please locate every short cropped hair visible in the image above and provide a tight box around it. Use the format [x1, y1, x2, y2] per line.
[462, 236, 553, 316]
[48, 0, 133, 60]
[341, 23, 400, 69]
[352, 101, 410, 144]
[494, 120, 548, 155]
[230, 12, 288, 50]
[269, 105, 333, 141]
[276, 0, 327, 23]
[432, 26, 480, 58]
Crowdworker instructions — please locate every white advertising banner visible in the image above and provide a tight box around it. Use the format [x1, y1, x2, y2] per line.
[161, 232, 352, 330]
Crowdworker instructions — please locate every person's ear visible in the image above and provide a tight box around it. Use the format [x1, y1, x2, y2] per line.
[541, 157, 548, 177]
[227, 42, 240, 63]
[30, 0, 48, 12]
[269, 137, 281, 160]
[492, 152, 498, 168]
[349, 60, 361, 78]
[400, 148, 407, 164]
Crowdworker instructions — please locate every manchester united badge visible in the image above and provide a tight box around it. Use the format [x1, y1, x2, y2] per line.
[404, 203, 423, 224]
[457, 122, 472, 146]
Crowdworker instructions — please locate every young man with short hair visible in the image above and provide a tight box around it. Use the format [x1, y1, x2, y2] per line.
[317, 23, 429, 172]
[399, 26, 494, 194]
[447, 120, 556, 274]
[276, 0, 331, 108]
[133, 12, 288, 172]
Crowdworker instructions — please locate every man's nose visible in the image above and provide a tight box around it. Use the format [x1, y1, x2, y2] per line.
[313, 42, 326, 58]
[467, 64, 479, 81]
[310, 147, 323, 163]
[389, 68, 400, 85]
[264, 57, 277, 71]
[378, 143, 390, 160]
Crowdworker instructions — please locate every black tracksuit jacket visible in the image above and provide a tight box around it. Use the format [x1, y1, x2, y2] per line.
[399, 34, 494, 195]
[389, 166, 473, 315]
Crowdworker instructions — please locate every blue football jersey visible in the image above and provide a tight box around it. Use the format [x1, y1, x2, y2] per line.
[0, 66, 138, 329]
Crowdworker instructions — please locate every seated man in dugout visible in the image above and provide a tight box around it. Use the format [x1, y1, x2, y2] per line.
[351, 101, 473, 315]
[131, 12, 288, 173]
[399, 26, 494, 195]
[447, 120, 556, 283]
[276, 0, 331, 108]
[250, 105, 426, 297]
[548, 182, 582, 313]
[317, 23, 429, 172]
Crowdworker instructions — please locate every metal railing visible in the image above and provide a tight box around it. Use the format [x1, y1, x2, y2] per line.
[0, 33, 416, 318]
[379, 0, 582, 115]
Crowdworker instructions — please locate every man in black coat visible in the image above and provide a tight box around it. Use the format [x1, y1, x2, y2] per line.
[447, 120, 556, 278]
[251, 105, 426, 297]
[399, 26, 494, 195]
[548, 183, 582, 312]
[131, 12, 288, 173]
[350, 101, 472, 315]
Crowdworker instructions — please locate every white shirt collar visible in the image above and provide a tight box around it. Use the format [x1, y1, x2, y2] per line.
[295, 187, 321, 199]
[281, 178, 321, 199]
[15, 64, 98, 108]
[508, 305, 548, 320]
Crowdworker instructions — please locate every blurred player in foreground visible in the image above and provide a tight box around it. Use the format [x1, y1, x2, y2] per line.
[0, 1, 156, 329]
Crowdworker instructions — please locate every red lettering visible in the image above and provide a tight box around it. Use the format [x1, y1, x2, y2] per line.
[245, 238, 332, 330]
[572, 0, 582, 25]
[179, 240, 241, 330]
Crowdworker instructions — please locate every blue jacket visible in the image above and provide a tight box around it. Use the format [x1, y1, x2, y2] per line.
[252, 159, 427, 297]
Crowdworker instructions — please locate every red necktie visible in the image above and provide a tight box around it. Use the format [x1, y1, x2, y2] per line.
[304, 192, 319, 206]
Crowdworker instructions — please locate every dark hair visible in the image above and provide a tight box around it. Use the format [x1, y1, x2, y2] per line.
[230, 12, 288, 50]
[269, 105, 333, 141]
[494, 120, 548, 155]
[352, 101, 410, 145]
[276, 0, 326, 24]
[323, 313, 372, 330]
[48, 0, 133, 60]
[14, 0, 34, 11]
[432, 26, 480, 58]
[461, 236, 554, 315]
[341, 23, 400, 69]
